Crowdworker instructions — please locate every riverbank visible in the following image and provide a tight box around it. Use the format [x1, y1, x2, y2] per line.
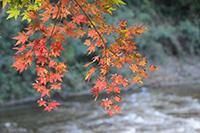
[1, 58, 200, 107]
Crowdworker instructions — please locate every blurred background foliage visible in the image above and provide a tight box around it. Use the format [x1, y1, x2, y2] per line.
[0, 0, 199, 102]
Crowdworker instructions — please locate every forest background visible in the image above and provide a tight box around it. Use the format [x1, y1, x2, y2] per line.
[0, 0, 199, 103]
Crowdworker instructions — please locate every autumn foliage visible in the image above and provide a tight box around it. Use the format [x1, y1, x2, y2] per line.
[2, 0, 159, 116]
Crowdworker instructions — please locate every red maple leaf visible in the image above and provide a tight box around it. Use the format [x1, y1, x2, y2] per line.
[93, 78, 107, 91]
[35, 66, 48, 76]
[12, 31, 28, 46]
[50, 83, 61, 90]
[72, 14, 87, 25]
[37, 99, 47, 107]
[112, 85, 121, 93]
[44, 105, 53, 112]
[41, 89, 51, 97]
[49, 101, 61, 109]
[101, 98, 113, 110]
[90, 88, 100, 101]
[13, 44, 27, 54]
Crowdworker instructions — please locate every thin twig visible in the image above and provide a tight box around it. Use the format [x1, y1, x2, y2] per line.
[46, 1, 62, 91]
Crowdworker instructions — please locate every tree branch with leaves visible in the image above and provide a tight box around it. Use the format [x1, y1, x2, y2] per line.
[1, 0, 159, 116]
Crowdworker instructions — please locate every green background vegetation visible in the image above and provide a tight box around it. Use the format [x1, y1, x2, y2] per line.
[0, 0, 199, 102]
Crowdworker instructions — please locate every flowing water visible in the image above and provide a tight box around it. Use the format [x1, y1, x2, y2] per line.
[1, 84, 200, 133]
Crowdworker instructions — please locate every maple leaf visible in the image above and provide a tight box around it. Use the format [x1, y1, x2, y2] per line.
[13, 44, 27, 54]
[107, 110, 115, 116]
[50, 83, 61, 90]
[121, 78, 130, 87]
[27, 10, 38, 20]
[85, 67, 97, 83]
[37, 75, 48, 85]
[139, 69, 151, 78]
[48, 60, 57, 67]
[53, 72, 64, 82]
[49, 101, 61, 109]
[86, 45, 96, 55]
[105, 86, 113, 94]
[90, 88, 99, 101]
[113, 105, 121, 113]
[113, 85, 121, 93]
[132, 75, 143, 84]
[84, 39, 91, 46]
[130, 52, 141, 60]
[6, 7, 20, 20]
[55, 62, 68, 73]
[149, 64, 160, 71]
[33, 83, 46, 93]
[41, 89, 51, 97]
[138, 57, 147, 67]
[12, 31, 28, 46]
[129, 64, 139, 74]
[37, 99, 47, 107]
[36, 56, 47, 66]
[100, 66, 109, 75]
[114, 95, 122, 102]
[111, 74, 123, 86]
[44, 105, 53, 112]
[101, 98, 113, 110]
[35, 66, 48, 76]
[93, 78, 107, 91]
[11, 54, 31, 73]
[72, 14, 87, 25]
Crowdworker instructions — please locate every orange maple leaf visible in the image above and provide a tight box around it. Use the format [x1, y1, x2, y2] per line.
[86, 45, 96, 55]
[129, 64, 139, 73]
[90, 88, 99, 101]
[149, 64, 160, 71]
[113, 105, 121, 113]
[12, 31, 28, 46]
[114, 95, 122, 102]
[138, 57, 147, 67]
[113, 85, 121, 93]
[107, 110, 115, 116]
[132, 75, 143, 84]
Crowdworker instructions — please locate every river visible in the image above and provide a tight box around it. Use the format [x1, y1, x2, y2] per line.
[1, 84, 200, 133]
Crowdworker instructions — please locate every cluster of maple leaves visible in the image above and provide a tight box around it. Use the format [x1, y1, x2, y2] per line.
[4, 0, 159, 116]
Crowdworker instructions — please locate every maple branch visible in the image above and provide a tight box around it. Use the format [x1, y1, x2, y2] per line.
[74, 0, 107, 46]
[48, 3, 61, 43]
[46, 1, 62, 91]
[74, 0, 133, 81]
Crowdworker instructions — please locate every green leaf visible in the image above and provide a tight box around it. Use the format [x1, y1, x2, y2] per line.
[112, 0, 126, 7]
[21, 11, 31, 22]
[6, 7, 20, 20]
